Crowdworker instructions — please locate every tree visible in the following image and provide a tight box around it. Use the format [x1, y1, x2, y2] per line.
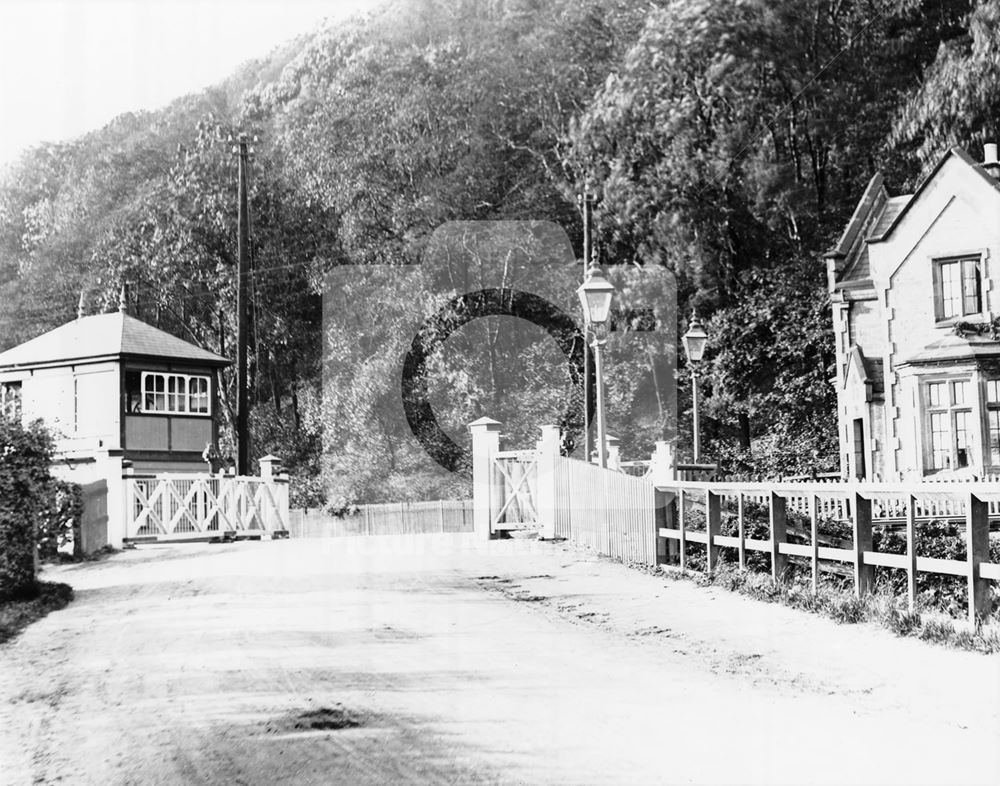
[891, 0, 999, 176]
[570, 0, 970, 452]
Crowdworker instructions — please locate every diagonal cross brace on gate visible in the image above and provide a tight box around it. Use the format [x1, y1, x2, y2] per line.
[492, 450, 540, 531]
[124, 473, 290, 543]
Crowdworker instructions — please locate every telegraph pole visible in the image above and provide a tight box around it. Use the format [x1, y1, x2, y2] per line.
[235, 133, 251, 475]
[579, 190, 596, 461]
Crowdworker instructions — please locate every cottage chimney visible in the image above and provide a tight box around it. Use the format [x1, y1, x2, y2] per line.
[118, 283, 128, 314]
[985, 143, 1000, 178]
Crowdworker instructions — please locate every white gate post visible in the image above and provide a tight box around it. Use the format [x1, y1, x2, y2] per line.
[606, 435, 621, 472]
[648, 440, 677, 485]
[258, 455, 288, 535]
[649, 441, 677, 564]
[469, 417, 502, 541]
[259, 454, 281, 480]
[535, 424, 560, 540]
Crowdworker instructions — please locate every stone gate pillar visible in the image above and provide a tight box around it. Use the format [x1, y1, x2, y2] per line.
[535, 424, 561, 540]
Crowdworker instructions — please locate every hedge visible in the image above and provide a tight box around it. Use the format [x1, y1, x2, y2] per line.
[0, 417, 54, 599]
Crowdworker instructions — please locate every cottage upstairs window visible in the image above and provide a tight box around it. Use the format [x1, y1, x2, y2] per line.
[0, 381, 21, 420]
[140, 372, 210, 415]
[934, 257, 982, 321]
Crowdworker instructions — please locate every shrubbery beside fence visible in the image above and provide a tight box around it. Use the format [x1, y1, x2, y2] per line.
[0, 418, 53, 598]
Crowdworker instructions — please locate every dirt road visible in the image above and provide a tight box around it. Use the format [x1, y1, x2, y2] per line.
[1, 534, 997, 785]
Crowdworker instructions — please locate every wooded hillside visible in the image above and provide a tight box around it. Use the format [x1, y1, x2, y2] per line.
[1, 0, 996, 504]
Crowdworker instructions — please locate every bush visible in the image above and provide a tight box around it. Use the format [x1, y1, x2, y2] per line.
[872, 520, 1000, 616]
[37, 480, 83, 560]
[0, 417, 54, 599]
[0, 581, 72, 643]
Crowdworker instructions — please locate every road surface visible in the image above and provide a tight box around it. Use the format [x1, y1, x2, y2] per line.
[1, 534, 997, 785]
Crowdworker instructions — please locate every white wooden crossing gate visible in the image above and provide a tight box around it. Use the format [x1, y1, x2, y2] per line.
[491, 449, 540, 534]
[124, 473, 290, 542]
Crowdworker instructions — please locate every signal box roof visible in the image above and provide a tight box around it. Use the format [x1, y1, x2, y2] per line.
[0, 311, 230, 370]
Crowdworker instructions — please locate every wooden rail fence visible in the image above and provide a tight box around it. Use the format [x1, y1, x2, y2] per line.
[657, 480, 1000, 626]
[470, 421, 999, 627]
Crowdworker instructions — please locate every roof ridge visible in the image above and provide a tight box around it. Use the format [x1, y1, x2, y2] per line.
[0, 311, 229, 369]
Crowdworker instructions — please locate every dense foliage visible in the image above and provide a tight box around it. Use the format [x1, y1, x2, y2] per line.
[37, 480, 84, 561]
[1, 0, 997, 500]
[0, 417, 53, 598]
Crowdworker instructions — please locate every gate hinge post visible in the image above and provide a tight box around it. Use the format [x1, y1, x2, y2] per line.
[469, 417, 502, 540]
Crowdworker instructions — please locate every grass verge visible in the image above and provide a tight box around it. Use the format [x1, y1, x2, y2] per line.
[658, 561, 1000, 655]
[0, 582, 74, 645]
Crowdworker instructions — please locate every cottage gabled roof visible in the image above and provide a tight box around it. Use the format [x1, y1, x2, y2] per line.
[873, 147, 1000, 243]
[826, 173, 886, 261]
[0, 311, 230, 370]
[829, 146, 1000, 292]
[844, 347, 885, 400]
[827, 174, 905, 290]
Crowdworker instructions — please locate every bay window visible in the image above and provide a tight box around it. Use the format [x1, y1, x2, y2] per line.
[987, 380, 1000, 467]
[923, 378, 973, 471]
[140, 372, 211, 415]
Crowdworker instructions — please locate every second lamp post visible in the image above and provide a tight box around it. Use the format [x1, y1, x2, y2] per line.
[577, 261, 615, 468]
[682, 312, 708, 463]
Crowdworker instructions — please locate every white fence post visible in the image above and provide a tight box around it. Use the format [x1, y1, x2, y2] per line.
[647, 441, 677, 485]
[649, 441, 678, 564]
[469, 417, 502, 540]
[535, 424, 561, 540]
[606, 435, 621, 472]
[257, 454, 289, 535]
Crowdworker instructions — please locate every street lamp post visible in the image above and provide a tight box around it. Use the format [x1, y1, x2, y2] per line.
[682, 312, 708, 463]
[577, 261, 615, 469]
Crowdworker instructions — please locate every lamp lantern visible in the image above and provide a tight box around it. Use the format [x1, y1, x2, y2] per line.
[577, 263, 615, 326]
[683, 313, 708, 364]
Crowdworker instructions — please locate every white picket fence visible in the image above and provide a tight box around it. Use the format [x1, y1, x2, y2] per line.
[289, 500, 474, 538]
[124, 473, 290, 541]
[551, 455, 657, 565]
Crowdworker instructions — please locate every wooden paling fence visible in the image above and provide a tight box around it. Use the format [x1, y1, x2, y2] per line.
[289, 499, 474, 538]
[657, 480, 1000, 626]
[550, 455, 658, 566]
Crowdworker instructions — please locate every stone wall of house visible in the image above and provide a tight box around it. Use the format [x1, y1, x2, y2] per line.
[870, 156, 1000, 477]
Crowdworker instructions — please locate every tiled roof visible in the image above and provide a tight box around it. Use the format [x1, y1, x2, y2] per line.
[831, 145, 1000, 292]
[0, 311, 230, 369]
[901, 333, 1000, 365]
[867, 196, 910, 241]
[875, 147, 1000, 241]
[862, 356, 885, 399]
[827, 173, 885, 260]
